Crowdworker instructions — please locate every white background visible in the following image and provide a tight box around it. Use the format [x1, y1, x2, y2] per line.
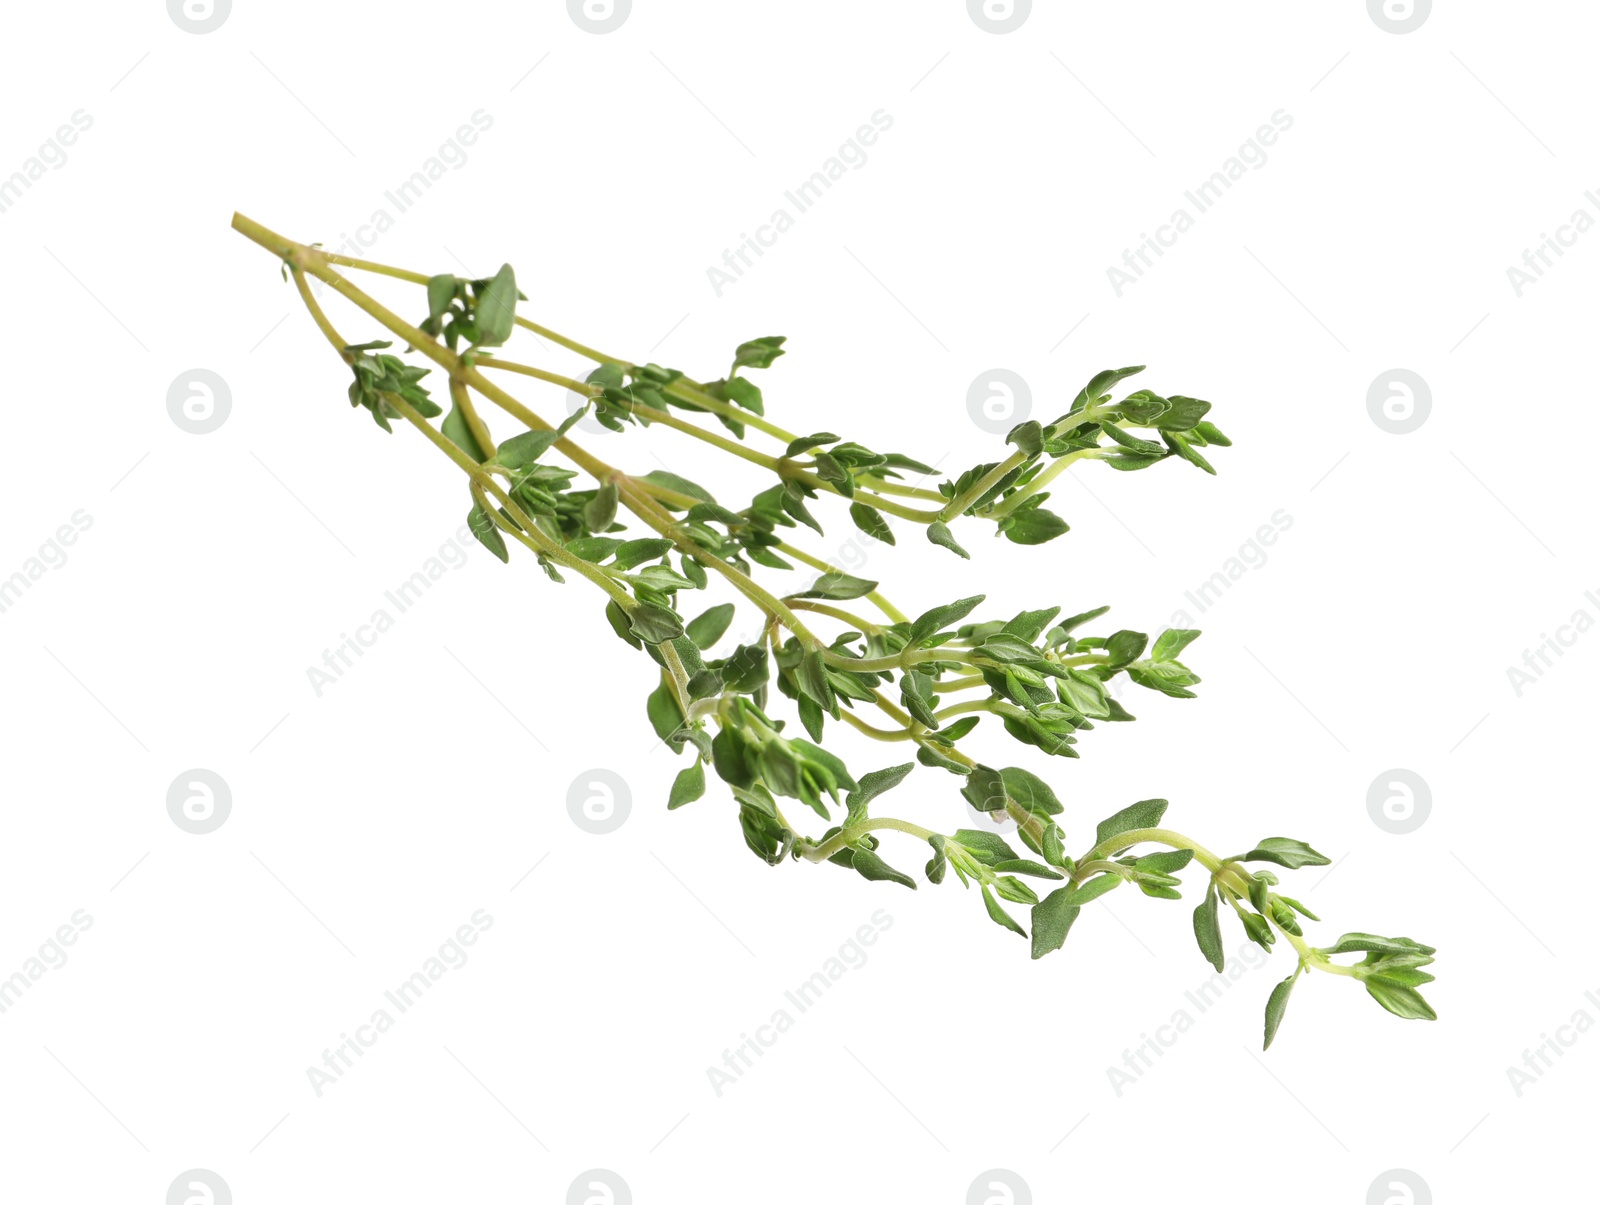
[0, 1, 1591, 1202]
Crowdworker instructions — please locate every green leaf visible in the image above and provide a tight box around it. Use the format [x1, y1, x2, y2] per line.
[1193, 883, 1225, 972]
[735, 783, 794, 865]
[900, 671, 940, 730]
[641, 470, 716, 505]
[991, 858, 1064, 881]
[1064, 874, 1121, 905]
[982, 885, 1027, 937]
[925, 835, 948, 885]
[815, 453, 856, 497]
[426, 274, 457, 326]
[1000, 767, 1063, 816]
[796, 572, 878, 601]
[476, 263, 518, 347]
[1158, 395, 1212, 431]
[909, 595, 985, 645]
[1133, 848, 1194, 875]
[1113, 389, 1170, 425]
[1041, 824, 1071, 870]
[442, 402, 488, 463]
[1152, 628, 1202, 661]
[1263, 972, 1297, 1049]
[1277, 894, 1320, 923]
[795, 650, 837, 715]
[952, 829, 1020, 864]
[850, 847, 918, 890]
[1002, 508, 1070, 545]
[686, 603, 736, 650]
[960, 765, 1007, 813]
[668, 761, 706, 810]
[647, 679, 684, 743]
[1365, 979, 1437, 1021]
[733, 336, 787, 370]
[1103, 630, 1148, 668]
[1098, 422, 1166, 456]
[584, 482, 619, 532]
[494, 427, 562, 469]
[467, 503, 508, 563]
[974, 634, 1042, 664]
[605, 599, 641, 648]
[927, 521, 970, 559]
[1007, 420, 1044, 457]
[687, 501, 742, 526]
[849, 501, 896, 545]
[993, 875, 1039, 905]
[1318, 933, 1436, 958]
[937, 715, 981, 743]
[629, 604, 684, 644]
[1239, 911, 1275, 951]
[1068, 365, 1145, 415]
[917, 743, 968, 774]
[1235, 838, 1331, 870]
[880, 451, 936, 475]
[1095, 798, 1169, 848]
[1162, 430, 1216, 475]
[722, 375, 764, 414]
[845, 763, 916, 826]
[788, 738, 857, 796]
[568, 537, 623, 562]
[1126, 660, 1200, 698]
[785, 432, 840, 457]
[1367, 966, 1436, 988]
[1137, 882, 1183, 901]
[614, 538, 675, 571]
[1057, 605, 1111, 634]
[1031, 888, 1082, 958]
[1057, 670, 1110, 719]
[721, 643, 769, 694]
[796, 692, 825, 742]
[1003, 607, 1061, 643]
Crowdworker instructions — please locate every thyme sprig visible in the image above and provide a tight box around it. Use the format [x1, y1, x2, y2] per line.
[235, 212, 1437, 1047]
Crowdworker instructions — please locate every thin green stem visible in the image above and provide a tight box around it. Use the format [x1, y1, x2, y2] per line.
[450, 378, 498, 461]
[612, 478, 821, 647]
[858, 475, 946, 503]
[932, 699, 993, 722]
[985, 448, 1106, 518]
[937, 450, 1027, 523]
[320, 252, 430, 284]
[800, 817, 937, 863]
[773, 541, 909, 623]
[822, 647, 975, 673]
[837, 711, 916, 742]
[785, 599, 885, 633]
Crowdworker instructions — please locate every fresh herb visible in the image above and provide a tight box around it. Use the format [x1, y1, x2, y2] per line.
[235, 212, 1438, 1048]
